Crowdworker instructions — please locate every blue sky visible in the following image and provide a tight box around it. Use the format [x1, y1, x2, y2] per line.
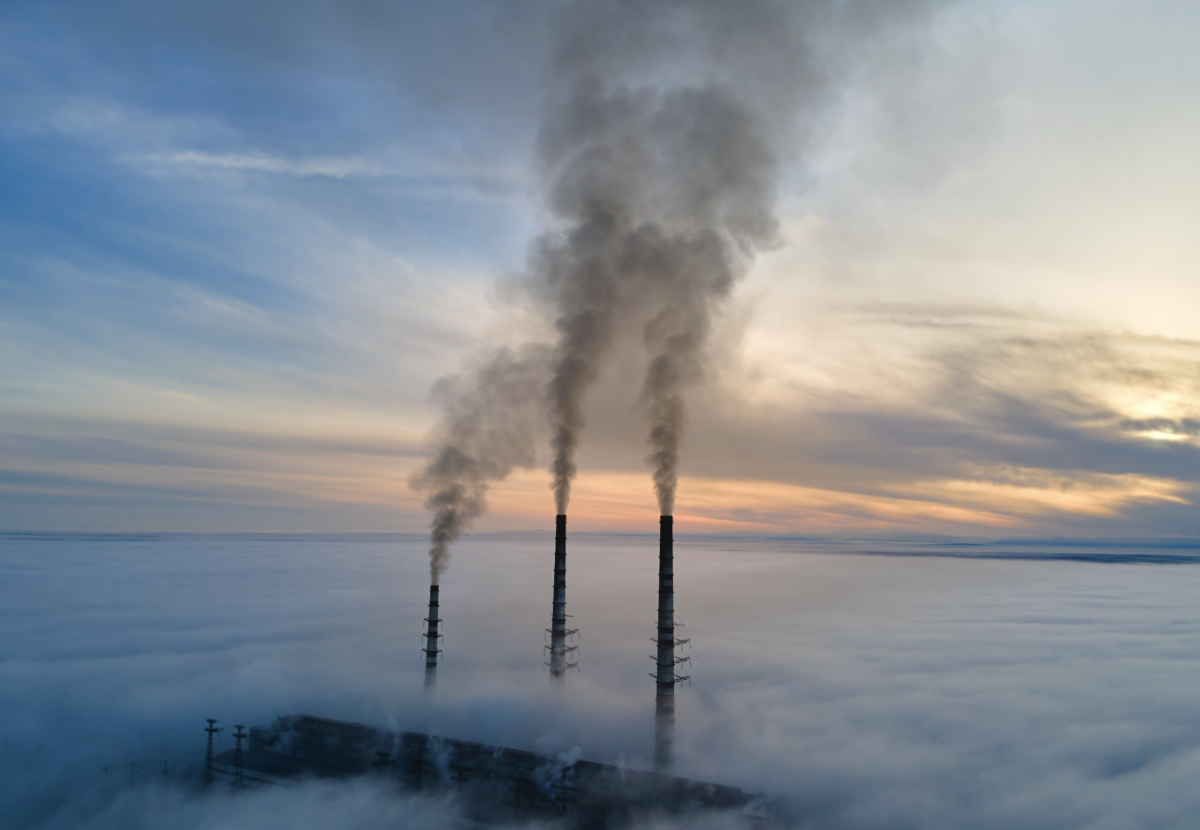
[5, 0, 1200, 536]
[0, 1, 541, 531]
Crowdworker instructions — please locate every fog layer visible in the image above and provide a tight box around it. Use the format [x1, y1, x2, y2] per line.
[5, 534, 1200, 828]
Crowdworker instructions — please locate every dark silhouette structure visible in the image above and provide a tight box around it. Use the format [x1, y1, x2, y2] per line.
[233, 724, 248, 786]
[547, 514, 579, 679]
[653, 516, 689, 773]
[209, 714, 755, 827]
[203, 719, 222, 786]
[423, 583, 442, 689]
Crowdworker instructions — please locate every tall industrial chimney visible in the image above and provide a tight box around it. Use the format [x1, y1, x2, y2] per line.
[546, 514, 578, 679]
[653, 515, 688, 773]
[423, 583, 442, 689]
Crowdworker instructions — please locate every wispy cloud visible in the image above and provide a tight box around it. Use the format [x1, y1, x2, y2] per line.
[155, 151, 389, 178]
[141, 149, 524, 188]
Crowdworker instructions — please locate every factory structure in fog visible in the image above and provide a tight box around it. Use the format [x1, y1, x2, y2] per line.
[376, 0, 786, 817]
[207, 713, 762, 828]
[423, 511, 689, 770]
[210, 6, 780, 808]
[414, 509, 697, 781]
[204, 513, 765, 828]
[206, 0, 821, 823]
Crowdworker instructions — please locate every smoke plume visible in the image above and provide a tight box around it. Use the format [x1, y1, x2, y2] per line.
[537, 196, 625, 514]
[535, 2, 785, 514]
[409, 348, 548, 583]
[415, 0, 904, 549]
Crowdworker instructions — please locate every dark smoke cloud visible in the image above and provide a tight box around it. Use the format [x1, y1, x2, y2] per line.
[409, 347, 548, 582]
[531, 0, 951, 514]
[421, 0, 797, 530]
[417, 0, 944, 548]
[534, 85, 777, 513]
[534, 1, 792, 514]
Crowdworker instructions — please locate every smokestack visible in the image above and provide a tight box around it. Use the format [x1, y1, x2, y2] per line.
[546, 514, 578, 679]
[423, 583, 442, 689]
[653, 515, 688, 773]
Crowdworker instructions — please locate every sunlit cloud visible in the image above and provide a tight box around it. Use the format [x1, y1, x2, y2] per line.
[482, 471, 1034, 535]
[899, 470, 1190, 520]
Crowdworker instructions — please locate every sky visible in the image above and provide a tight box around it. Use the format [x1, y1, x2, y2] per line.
[3, 0, 1200, 537]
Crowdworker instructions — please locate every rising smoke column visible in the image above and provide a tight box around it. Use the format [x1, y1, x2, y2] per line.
[538, 202, 625, 514]
[413, 0, 923, 563]
[632, 96, 777, 513]
[535, 0, 805, 771]
[536, 85, 777, 514]
[410, 347, 549, 583]
[532, 0, 809, 514]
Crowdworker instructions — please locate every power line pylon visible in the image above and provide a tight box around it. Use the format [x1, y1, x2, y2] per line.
[204, 719, 222, 785]
[232, 725, 248, 787]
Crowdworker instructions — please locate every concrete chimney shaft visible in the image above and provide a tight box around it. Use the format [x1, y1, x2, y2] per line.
[423, 583, 441, 689]
[654, 515, 675, 772]
[548, 514, 569, 679]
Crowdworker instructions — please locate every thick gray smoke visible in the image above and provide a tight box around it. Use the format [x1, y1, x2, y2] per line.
[409, 347, 548, 583]
[537, 86, 777, 513]
[536, 189, 624, 514]
[416, 0, 920, 545]
[536, 1, 786, 514]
